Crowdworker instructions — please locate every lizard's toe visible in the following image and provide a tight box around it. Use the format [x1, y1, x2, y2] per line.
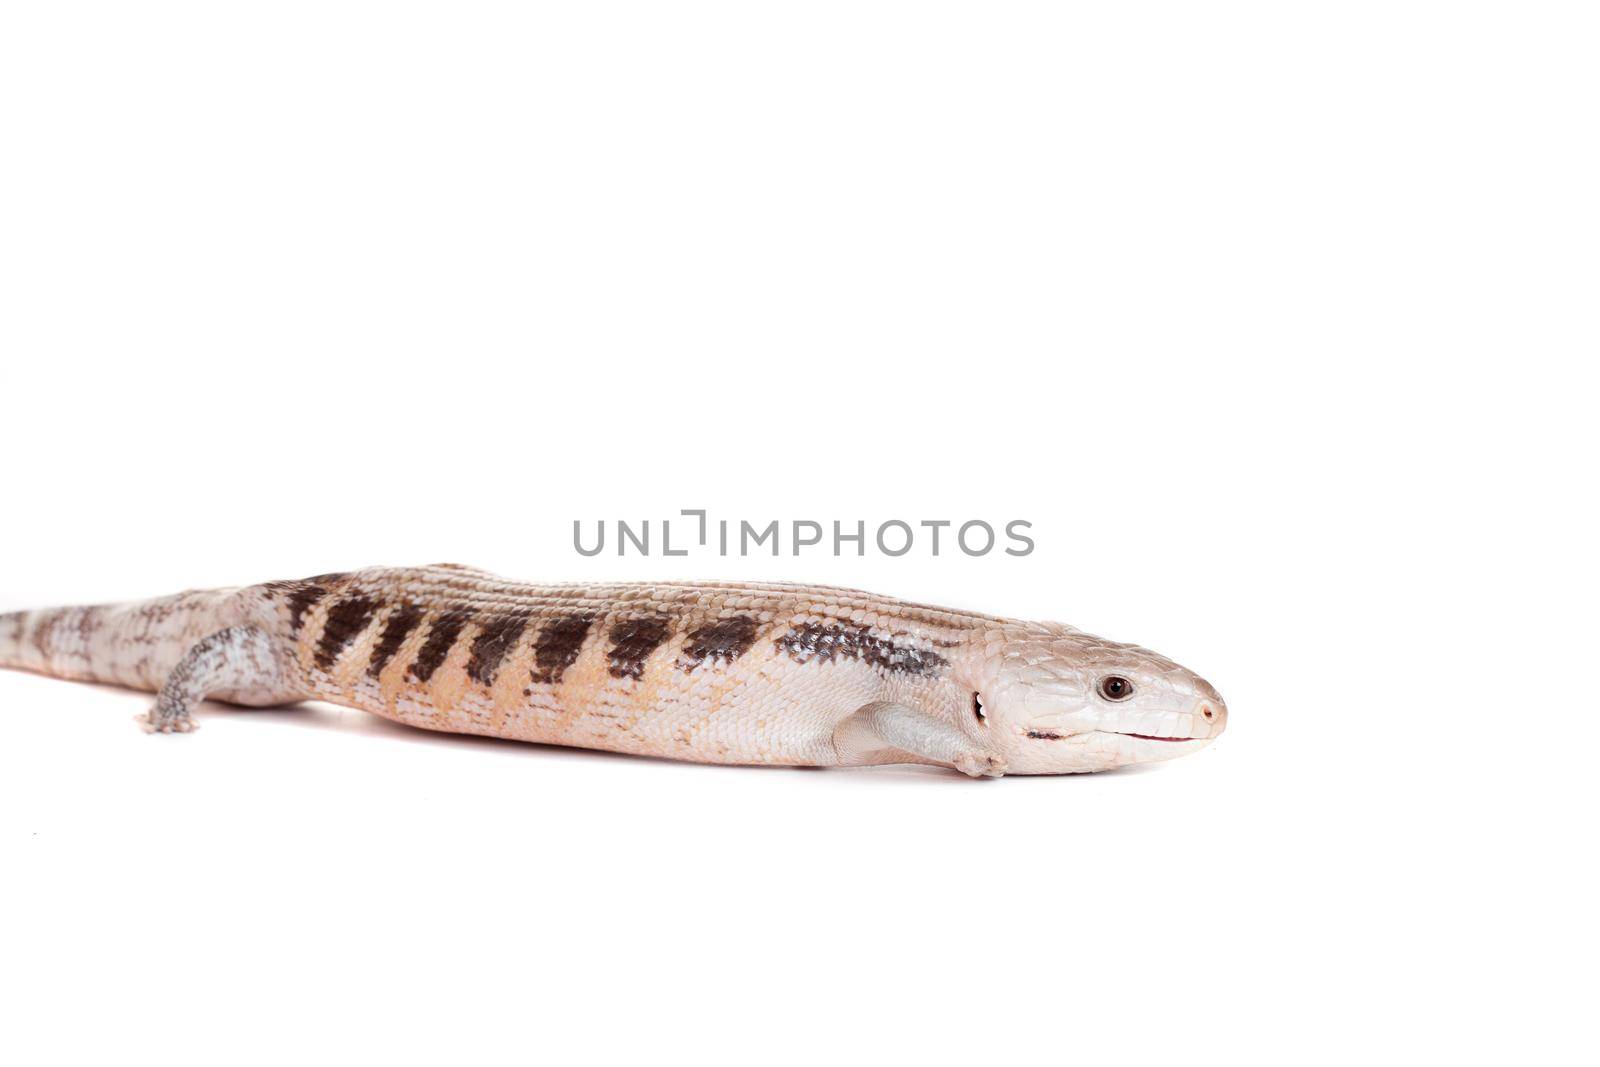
[954, 753, 1007, 778]
[139, 710, 197, 734]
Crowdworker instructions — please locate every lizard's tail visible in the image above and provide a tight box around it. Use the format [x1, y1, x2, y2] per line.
[0, 589, 242, 694]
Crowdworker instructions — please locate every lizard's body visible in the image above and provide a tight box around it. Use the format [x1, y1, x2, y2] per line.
[0, 565, 1227, 775]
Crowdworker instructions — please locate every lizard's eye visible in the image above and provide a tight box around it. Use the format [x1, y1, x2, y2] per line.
[1098, 675, 1134, 701]
[972, 693, 987, 724]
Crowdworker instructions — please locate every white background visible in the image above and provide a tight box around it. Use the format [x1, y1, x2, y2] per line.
[2, 3, 1595, 1064]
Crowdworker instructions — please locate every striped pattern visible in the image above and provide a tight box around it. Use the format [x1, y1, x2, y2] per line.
[531, 614, 594, 685]
[677, 616, 760, 671]
[465, 612, 530, 686]
[315, 595, 379, 670]
[368, 603, 426, 678]
[774, 620, 947, 676]
[606, 616, 671, 679]
[275, 566, 971, 697]
[246, 564, 1007, 767]
[410, 610, 468, 683]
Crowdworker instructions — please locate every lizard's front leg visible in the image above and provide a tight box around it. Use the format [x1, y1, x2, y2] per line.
[142, 626, 294, 733]
[832, 701, 1007, 777]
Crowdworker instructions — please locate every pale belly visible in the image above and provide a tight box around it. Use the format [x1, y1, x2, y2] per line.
[307, 645, 940, 767]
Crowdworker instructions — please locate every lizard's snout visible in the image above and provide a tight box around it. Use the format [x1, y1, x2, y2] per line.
[1197, 698, 1227, 737]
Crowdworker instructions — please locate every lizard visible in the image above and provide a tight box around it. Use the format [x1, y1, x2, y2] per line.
[0, 564, 1228, 776]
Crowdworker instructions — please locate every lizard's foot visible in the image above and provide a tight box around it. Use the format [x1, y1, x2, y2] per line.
[136, 625, 288, 735]
[953, 752, 1007, 778]
[139, 706, 197, 734]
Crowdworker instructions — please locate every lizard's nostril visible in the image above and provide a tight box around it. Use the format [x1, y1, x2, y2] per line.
[1201, 703, 1216, 721]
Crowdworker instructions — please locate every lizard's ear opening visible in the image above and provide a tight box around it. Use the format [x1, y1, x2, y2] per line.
[972, 693, 987, 725]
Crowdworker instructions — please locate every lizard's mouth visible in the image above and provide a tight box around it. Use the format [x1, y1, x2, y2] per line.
[1026, 729, 1201, 743]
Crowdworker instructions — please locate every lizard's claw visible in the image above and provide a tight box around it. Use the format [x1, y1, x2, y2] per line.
[139, 710, 197, 734]
[953, 752, 1007, 779]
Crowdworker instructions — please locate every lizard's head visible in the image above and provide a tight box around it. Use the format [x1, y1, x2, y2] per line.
[956, 622, 1227, 774]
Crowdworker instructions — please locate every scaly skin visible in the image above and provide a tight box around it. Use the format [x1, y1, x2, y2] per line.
[0, 565, 1228, 775]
